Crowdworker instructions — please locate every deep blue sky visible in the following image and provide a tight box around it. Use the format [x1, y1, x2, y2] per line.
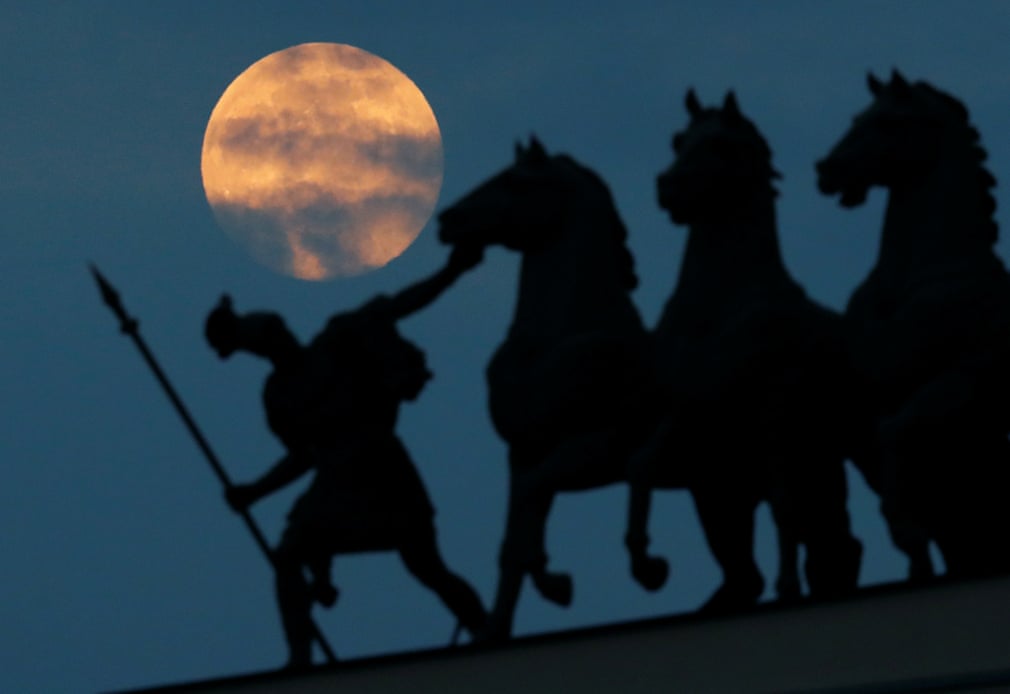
[4, 2, 1010, 691]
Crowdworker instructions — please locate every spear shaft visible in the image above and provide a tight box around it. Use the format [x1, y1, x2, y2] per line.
[90, 264, 338, 665]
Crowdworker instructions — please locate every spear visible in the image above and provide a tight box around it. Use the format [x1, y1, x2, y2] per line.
[90, 264, 338, 665]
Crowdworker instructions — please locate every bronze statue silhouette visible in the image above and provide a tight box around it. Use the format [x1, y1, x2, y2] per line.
[624, 91, 863, 612]
[438, 138, 653, 639]
[817, 70, 1010, 578]
[203, 247, 488, 667]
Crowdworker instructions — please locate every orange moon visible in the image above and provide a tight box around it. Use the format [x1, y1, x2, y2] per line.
[201, 43, 443, 280]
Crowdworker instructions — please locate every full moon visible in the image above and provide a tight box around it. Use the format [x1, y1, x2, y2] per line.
[201, 43, 443, 280]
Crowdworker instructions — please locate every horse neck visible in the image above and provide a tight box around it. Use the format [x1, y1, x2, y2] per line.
[675, 194, 791, 302]
[878, 143, 995, 273]
[512, 196, 639, 338]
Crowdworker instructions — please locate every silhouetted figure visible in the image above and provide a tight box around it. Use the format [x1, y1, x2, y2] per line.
[625, 91, 863, 612]
[438, 138, 653, 639]
[817, 70, 1010, 578]
[204, 246, 487, 667]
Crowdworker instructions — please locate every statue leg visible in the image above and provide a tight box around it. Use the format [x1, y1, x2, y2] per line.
[928, 433, 1010, 578]
[273, 536, 316, 668]
[625, 483, 669, 591]
[768, 496, 802, 601]
[482, 466, 563, 642]
[691, 483, 764, 613]
[517, 430, 635, 604]
[849, 416, 933, 581]
[787, 454, 862, 599]
[624, 418, 675, 591]
[306, 555, 339, 608]
[398, 525, 488, 638]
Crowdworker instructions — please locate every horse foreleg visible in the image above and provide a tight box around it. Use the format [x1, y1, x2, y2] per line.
[511, 431, 630, 603]
[512, 481, 571, 607]
[482, 469, 567, 642]
[624, 415, 677, 591]
[625, 483, 669, 591]
[877, 415, 936, 582]
[768, 498, 801, 602]
[882, 500, 935, 581]
[692, 483, 764, 613]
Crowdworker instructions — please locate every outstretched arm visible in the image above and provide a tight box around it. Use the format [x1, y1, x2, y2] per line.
[384, 244, 484, 321]
[225, 452, 313, 511]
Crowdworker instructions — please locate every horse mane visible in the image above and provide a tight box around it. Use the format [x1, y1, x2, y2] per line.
[914, 80, 1000, 245]
[874, 73, 1000, 246]
[559, 154, 639, 291]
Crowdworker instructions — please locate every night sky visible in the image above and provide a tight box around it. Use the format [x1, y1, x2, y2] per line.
[4, 3, 1010, 691]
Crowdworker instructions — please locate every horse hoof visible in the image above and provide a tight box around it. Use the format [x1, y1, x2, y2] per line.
[532, 571, 573, 607]
[632, 555, 669, 592]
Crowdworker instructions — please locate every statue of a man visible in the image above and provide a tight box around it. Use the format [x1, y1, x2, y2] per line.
[204, 246, 487, 667]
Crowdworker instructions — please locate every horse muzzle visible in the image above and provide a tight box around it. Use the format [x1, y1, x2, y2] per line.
[815, 158, 870, 208]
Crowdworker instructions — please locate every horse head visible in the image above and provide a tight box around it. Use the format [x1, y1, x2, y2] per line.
[439, 136, 609, 248]
[438, 136, 571, 252]
[657, 89, 780, 226]
[816, 70, 977, 208]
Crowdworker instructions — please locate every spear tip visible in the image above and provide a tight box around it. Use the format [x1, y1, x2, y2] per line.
[89, 263, 135, 331]
[89, 260, 110, 289]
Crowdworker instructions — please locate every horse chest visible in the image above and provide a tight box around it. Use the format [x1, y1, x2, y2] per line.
[846, 265, 1010, 402]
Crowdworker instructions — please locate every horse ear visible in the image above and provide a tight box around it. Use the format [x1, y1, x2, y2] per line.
[527, 134, 548, 164]
[723, 91, 742, 120]
[891, 68, 911, 95]
[515, 139, 525, 162]
[219, 293, 233, 311]
[685, 88, 703, 118]
[867, 72, 884, 96]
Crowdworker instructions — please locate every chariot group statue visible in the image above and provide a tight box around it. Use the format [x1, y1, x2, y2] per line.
[194, 69, 1010, 665]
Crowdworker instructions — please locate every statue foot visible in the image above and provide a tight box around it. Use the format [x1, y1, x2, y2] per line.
[470, 613, 512, 645]
[631, 554, 669, 592]
[312, 581, 340, 608]
[531, 570, 573, 607]
[282, 658, 314, 672]
[699, 576, 764, 615]
[283, 646, 315, 671]
[775, 573, 802, 602]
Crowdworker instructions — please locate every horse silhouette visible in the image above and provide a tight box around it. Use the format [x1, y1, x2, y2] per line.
[625, 90, 863, 612]
[817, 70, 1010, 578]
[438, 137, 653, 639]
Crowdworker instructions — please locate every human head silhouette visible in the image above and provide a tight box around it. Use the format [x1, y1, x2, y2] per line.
[204, 294, 299, 362]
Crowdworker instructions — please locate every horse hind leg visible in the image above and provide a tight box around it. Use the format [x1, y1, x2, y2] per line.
[623, 415, 677, 591]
